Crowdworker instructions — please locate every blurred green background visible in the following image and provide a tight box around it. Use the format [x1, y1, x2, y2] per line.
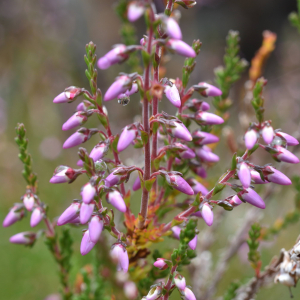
[1, 0, 300, 299]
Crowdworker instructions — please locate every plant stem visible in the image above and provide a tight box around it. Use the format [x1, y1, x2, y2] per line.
[163, 265, 177, 300]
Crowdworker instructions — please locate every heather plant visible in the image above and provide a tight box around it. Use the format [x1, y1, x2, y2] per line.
[3, 1, 300, 300]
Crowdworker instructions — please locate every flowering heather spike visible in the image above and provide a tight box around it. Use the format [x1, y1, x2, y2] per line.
[30, 207, 44, 227]
[97, 44, 128, 69]
[23, 193, 35, 211]
[198, 82, 222, 97]
[124, 281, 139, 300]
[110, 243, 129, 272]
[3, 204, 25, 227]
[250, 170, 268, 184]
[188, 235, 197, 250]
[174, 274, 186, 290]
[63, 129, 90, 149]
[273, 145, 300, 164]
[107, 191, 127, 213]
[169, 174, 194, 195]
[195, 111, 224, 125]
[229, 195, 243, 207]
[164, 83, 181, 108]
[192, 130, 219, 145]
[180, 145, 195, 159]
[166, 39, 196, 57]
[182, 287, 196, 300]
[241, 188, 266, 209]
[132, 176, 141, 191]
[143, 286, 163, 300]
[201, 203, 213, 226]
[171, 121, 192, 141]
[57, 202, 81, 226]
[261, 125, 274, 144]
[80, 202, 95, 224]
[50, 166, 76, 184]
[276, 132, 299, 146]
[196, 146, 219, 163]
[245, 129, 258, 150]
[153, 258, 168, 270]
[164, 17, 182, 40]
[104, 76, 131, 101]
[80, 230, 96, 256]
[10, 232, 36, 245]
[117, 126, 137, 152]
[264, 166, 292, 185]
[81, 183, 96, 204]
[237, 162, 251, 188]
[62, 112, 88, 131]
[127, 1, 145, 22]
[88, 215, 104, 243]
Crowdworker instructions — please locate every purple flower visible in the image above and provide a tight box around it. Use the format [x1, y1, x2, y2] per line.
[80, 230, 96, 255]
[50, 166, 76, 184]
[195, 111, 224, 125]
[196, 146, 219, 163]
[105, 168, 124, 187]
[201, 203, 213, 226]
[98, 44, 129, 69]
[171, 226, 197, 249]
[200, 101, 210, 111]
[53, 87, 82, 103]
[169, 175, 194, 195]
[104, 75, 131, 101]
[132, 176, 141, 191]
[179, 145, 195, 159]
[241, 188, 265, 209]
[188, 235, 198, 250]
[164, 83, 181, 108]
[3, 204, 25, 227]
[192, 130, 219, 145]
[182, 287, 196, 300]
[62, 112, 88, 131]
[80, 202, 95, 224]
[229, 195, 243, 207]
[273, 145, 300, 164]
[188, 178, 208, 195]
[30, 207, 44, 227]
[198, 82, 222, 97]
[264, 166, 292, 185]
[276, 132, 299, 146]
[118, 83, 139, 99]
[10, 232, 36, 245]
[193, 166, 207, 178]
[107, 191, 127, 213]
[57, 202, 81, 226]
[117, 126, 137, 152]
[237, 162, 251, 188]
[261, 125, 274, 144]
[170, 121, 192, 141]
[88, 215, 104, 243]
[127, 1, 145, 22]
[63, 128, 91, 149]
[90, 142, 109, 161]
[166, 39, 196, 57]
[23, 193, 35, 211]
[81, 183, 96, 204]
[110, 243, 129, 272]
[164, 17, 182, 40]
[153, 258, 168, 270]
[250, 170, 268, 184]
[245, 129, 258, 150]
[174, 274, 186, 290]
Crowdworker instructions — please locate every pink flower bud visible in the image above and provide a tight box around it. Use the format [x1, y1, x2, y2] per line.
[10, 232, 36, 245]
[98, 45, 129, 69]
[237, 162, 251, 188]
[201, 203, 213, 226]
[63, 128, 92, 149]
[30, 207, 44, 227]
[3, 204, 25, 227]
[180, 145, 195, 159]
[107, 191, 127, 213]
[171, 226, 197, 250]
[80, 202, 95, 224]
[80, 230, 96, 255]
[124, 281, 138, 300]
[143, 286, 163, 300]
[261, 124, 274, 144]
[170, 121, 192, 141]
[174, 274, 186, 290]
[165, 18, 182, 40]
[50, 166, 76, 184]
[166, 39, 196, 57]
[276, 132, 299, 146]
[81, 183, 96, 204]
[164, 82, 181, 108]
[193, 166, 207, 178]
[264, 166, 292, 185]
[53, 87, 82, 103]
[120, 83, 138, 97]
[188, 178, 208, 195]
[198, 82, 222, 97]
[23, 193, 35, 211]
[104, 75, 131, 101]
[117, 126, 137, 152]
[90, 142, 109, 161]
[62, 112, 88, 131]
[244, 129, 258, 150]
[200, 101, 210, 111]
[195, 146, 219, 163]
[241, 188, 265, 209]
[169, 174, 194, 195]
[105, 168, 124, 187]
[182, 287, 196, 300]
[153, 258, 168, 270]
[132, 176, 141, 191]
[110, 243, 129, 272]
[188, 235, 198, 250]
[140, 37, 147, 46]
[88, 215, 104, 243]
[127, 1, 145, 22]
[195, 111, 224, 125]
[192, 130, 219, 145]
[273, 145, 300, 164]
[229, 195, 243, 207]
[57, 202, 81, 226]
[250, 170, 268, 184]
